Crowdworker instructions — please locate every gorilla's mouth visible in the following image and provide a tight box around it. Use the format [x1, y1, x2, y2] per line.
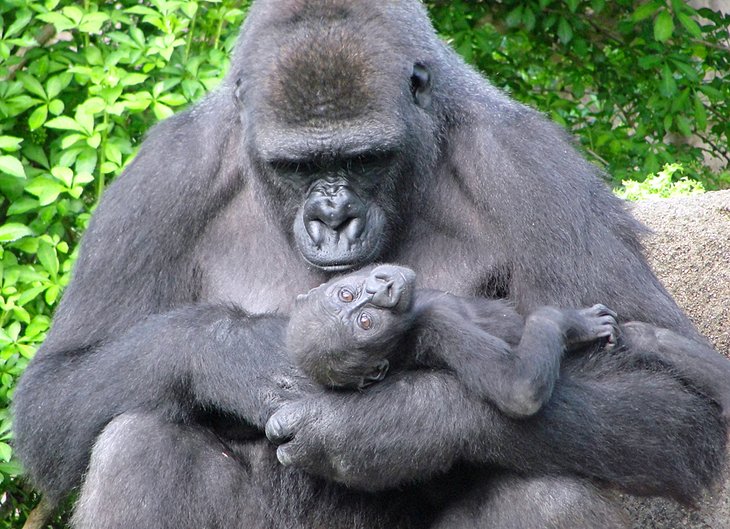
[297, 242, 383, 272]
[293, 205, 387, 272]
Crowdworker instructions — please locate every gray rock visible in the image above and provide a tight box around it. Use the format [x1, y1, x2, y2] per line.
[621, 190, 730, 529]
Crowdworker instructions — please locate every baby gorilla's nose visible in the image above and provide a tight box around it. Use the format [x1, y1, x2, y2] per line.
[364, 265, 416, 311]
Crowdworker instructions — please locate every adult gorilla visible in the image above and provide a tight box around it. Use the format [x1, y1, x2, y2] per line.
[13, 1, 730, 528]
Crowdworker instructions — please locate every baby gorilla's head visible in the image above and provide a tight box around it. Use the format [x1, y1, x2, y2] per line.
[288, 264, 417, 389]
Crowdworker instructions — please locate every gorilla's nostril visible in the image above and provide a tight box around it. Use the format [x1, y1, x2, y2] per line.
[344, 217, 365, 243]
[306, 220, 324, 246]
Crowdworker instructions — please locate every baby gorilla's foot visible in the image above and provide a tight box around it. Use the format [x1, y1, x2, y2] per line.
[572, 304, 619, 348]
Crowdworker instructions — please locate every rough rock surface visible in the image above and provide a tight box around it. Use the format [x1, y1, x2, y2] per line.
[621, 190, 730, 529]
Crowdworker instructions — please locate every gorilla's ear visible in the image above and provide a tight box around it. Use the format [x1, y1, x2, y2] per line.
[411, 63, 432, 109]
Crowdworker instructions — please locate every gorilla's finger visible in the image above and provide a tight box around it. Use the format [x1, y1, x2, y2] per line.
[265, 405, 305, 445]
[276, 444, 297, 467]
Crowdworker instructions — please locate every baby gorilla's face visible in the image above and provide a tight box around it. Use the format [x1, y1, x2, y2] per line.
[289, 264, 417, 389]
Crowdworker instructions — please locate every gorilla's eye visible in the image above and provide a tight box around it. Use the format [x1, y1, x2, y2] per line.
[358, 312, 373, 330]
[338, 288, 355, 302]
[269, 158, 318, 176]
[410, 63, 432, 108]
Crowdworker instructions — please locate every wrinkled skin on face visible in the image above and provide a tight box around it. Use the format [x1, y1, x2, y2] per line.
[233, 7, 437, 272]
[287, 265, 417, 388]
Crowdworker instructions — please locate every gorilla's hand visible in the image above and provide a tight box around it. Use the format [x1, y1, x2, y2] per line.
[264, 372, 468, 490]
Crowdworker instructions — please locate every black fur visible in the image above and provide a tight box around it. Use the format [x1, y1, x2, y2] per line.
[12, 1, 730, 528]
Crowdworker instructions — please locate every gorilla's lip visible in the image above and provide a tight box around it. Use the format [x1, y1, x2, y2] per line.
[299, 254, 362, 273]
[299, 244, 382, 273]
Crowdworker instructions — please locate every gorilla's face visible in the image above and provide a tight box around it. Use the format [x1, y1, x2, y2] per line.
[237, 12, 435, 272]
[288, 264, 417, 389]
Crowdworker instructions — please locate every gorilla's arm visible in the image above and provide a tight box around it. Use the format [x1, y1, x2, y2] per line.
[11, 89, 302, 501]
[437, 89, 730, 414]
[266, 362, 725, 505]
[14, 304, 308, 502]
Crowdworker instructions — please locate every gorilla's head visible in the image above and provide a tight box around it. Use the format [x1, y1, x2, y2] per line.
[287, 264, 417, 389]
[231, 0, 442, 271]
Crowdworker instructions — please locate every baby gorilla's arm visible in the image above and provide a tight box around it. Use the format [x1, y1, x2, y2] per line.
[414, 300, 617, 418]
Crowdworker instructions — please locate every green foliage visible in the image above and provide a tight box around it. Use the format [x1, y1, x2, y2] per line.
[426, 0, 730, 186]
[617, 162, 705, 200]
[0, 1, 727, 526]
[0, 0, 248, 525]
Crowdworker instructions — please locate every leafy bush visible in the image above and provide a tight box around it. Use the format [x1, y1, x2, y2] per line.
[427, 0, 730, 186]
[617, 163, 706, 200]
[0, 1, 727, 526]
[0, 0, 248, 525]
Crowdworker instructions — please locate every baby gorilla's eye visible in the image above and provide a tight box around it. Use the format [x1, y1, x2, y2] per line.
[339, 288, 355, 302]
[358, 312, 373, 330]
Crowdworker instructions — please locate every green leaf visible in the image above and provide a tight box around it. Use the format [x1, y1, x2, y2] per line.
[45, 116, 84, 132]
[557, 17, 573, 45]
[699, 85, 723, 99]
[45, 285, 60, 305]
[6, 197, 38, 215]
[13, 306, 31, 324]
[638, 55, 662, 69]
[653, 10, 674, 42]
[74, 109, 95, 135]
[0, 137, 22, 152]
[87, 133, 101, 149]
[152, 102, 174, 120]
[158, 93, 187, 106]
[0, 442, 11, 462]
[26, 315, 51, 338]
[505, 6, 523, 28]
[37, 240, 59, 279]
[663, 113, 673, 132]
[6, 9, 32, 38]
[79, 12, 109, 33]
[0, 223, 33, 242]
[51, 166, 74, 187]
[28, 105, 48, 130]
[670, 59, 699, 82]
[48, 99, 65, 115]
[675, 12, 701, 38]
[591, 0, 606, 13]
[659, 64, 677, 97]
[17, 285, 46, 306]
[522, 7, 536, 31]
[73, 172, 94, 186]
[25, 177, 66, 206]
[75, 148, 98, 175]
[693, 95, 708, 130]
[62, 5, 84, 24]
[632, 1, 661, 22]
[45, 74, 72, 99]
[0, 156, 26, 178]
[17, 72, 47, 100]
[119, 73, 149, 86]
[675, 115, 692, 137]
[85, 46, 103, 66]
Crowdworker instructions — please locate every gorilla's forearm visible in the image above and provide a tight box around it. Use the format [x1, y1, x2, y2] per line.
[267, 365, 725, 504]
[12, 305, 301, 501]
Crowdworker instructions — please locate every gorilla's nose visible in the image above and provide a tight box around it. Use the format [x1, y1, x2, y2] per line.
[365, 265, 416, 311]
[303, 180, 367, 244]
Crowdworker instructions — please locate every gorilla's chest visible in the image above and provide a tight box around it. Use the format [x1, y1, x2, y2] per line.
[194, 190, 491, 315]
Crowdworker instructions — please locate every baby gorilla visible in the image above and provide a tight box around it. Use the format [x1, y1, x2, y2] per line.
[287, 265, 617, 418]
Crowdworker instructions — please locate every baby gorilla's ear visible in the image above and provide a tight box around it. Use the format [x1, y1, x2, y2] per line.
[358, 359, 390, 389]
